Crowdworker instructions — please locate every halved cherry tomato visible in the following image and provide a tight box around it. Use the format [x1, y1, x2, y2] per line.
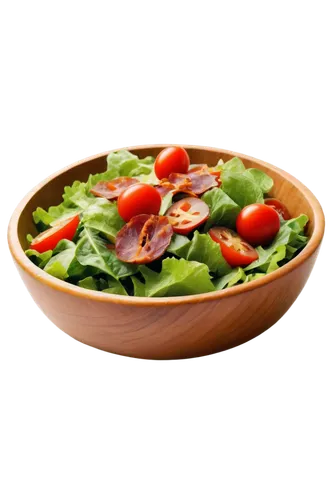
[209, 227, 258, 267]
[154, 147, 190, 180]
[236, 203, 280, 246]
[264, 198, 291, 220]
[30, 214, 80, 253]
[166, 197, 209, 235]
[117, 183, 162, 222]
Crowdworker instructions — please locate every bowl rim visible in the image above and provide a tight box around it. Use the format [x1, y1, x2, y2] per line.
[8, 144, 325, 307]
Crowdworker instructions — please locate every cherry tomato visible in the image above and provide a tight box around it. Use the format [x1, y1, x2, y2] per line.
[166, 197, 209, 235]
[264, 198, 291, 220]
[30, 214, 80, 253]
[236, 203, 280, 246]
[117, 183, 162, 222]
[154, 147, 190, 180]
[209, 227, 258, 267]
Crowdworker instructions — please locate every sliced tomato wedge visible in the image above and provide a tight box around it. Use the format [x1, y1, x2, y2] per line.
[209, 227, 258, 267]
[264, 198, 291, 220]
[115, 214, 173, 264]
[30, 214, 80, 253]
[90, 177, 138, 200]
[166, 197, 209, 235]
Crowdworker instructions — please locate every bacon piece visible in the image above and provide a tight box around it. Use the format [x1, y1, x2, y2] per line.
[90, 177, 138, 200]
[115, 214, 173, 264]
[187, 170, 218, 194]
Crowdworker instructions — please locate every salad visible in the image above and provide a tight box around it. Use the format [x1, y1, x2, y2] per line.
[26, 147, 309, 297]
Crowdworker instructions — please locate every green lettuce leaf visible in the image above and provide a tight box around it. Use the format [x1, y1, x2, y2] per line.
[75, 228, 136, 279]
[106, 150, 155, 178]
[243, 273, 266, 283]
[202, 188, 241, 229]
[132, 258, 215, 297]
[214, 267, 246, 290]
[43, 240, 85, 280]
[78, 276, 98, 290]
[81, 198, 125, 242]
[243, 168, 274, 193]
[222, 157, 246, 173]
[159, 191, 174, 215]
[102, 277, 128, 296]
[168, 232, 231, 277]
[222, 171, 264, 207]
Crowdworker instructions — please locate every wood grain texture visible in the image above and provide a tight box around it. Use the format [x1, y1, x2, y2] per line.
[8, 145, 325, 359]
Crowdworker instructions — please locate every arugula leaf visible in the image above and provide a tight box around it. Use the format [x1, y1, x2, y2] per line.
[132, 258, 215, 297]
[202, 188, 241, 229]
[168, 231, 231, 277]
[214, 267, 246, 290]
[243, 168, 274, 193]
[81, 198, 125, 242]
[75, 228, 136, 279]
[222, 171, 264, 207]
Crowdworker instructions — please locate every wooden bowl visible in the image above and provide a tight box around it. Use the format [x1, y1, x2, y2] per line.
[8, 145, 325, 359]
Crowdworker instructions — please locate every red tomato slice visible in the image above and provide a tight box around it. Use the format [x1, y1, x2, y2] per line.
[30, 214, 80, 253]
[154, 147, 190, 180]
[236, 203, 280, 246]
[209, 227, 258, 267]
[166, 197, 209, 235]
[117, 183, 162, 222]
[264, 198, 291, 220]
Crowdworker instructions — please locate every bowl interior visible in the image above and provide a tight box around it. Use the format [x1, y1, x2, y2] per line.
[17, 146, 315, 250]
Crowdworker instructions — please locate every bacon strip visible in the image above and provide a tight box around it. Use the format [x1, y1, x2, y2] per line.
[90, 177, 138, 200]
[115, 214, 173, 264]
[156, 167, 217, 199]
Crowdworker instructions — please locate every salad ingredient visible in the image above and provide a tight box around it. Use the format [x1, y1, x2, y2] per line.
[168, 231, 231, 276]
[166, 197, 209, 235]
[243, 168, 274, 193]
[81, 198, 125, 242]
[43, 239, 85, 280]
[154, 146, 190, 180]
[117, 183, 162, 222]
[30, 214, 80, 253]
[264, 198, 291, 220]
[106, 149, 155, 179]
[202, 188, 241, 229]
[209, 227, 258, 267]
[236, 203, 280, 246]
[222, 171, 264, 207]
[214, 267, 247, 290]
[90, 177, 138, 200]
[115, 214, 173, 264]
[76, 228, 137, 278]
[131, 258, 215, 297]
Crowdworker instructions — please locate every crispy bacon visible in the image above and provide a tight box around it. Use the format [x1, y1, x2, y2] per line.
[155, 167, 217, 199]
[115, 214, 173, 264]
[90, 177, 138, 200]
